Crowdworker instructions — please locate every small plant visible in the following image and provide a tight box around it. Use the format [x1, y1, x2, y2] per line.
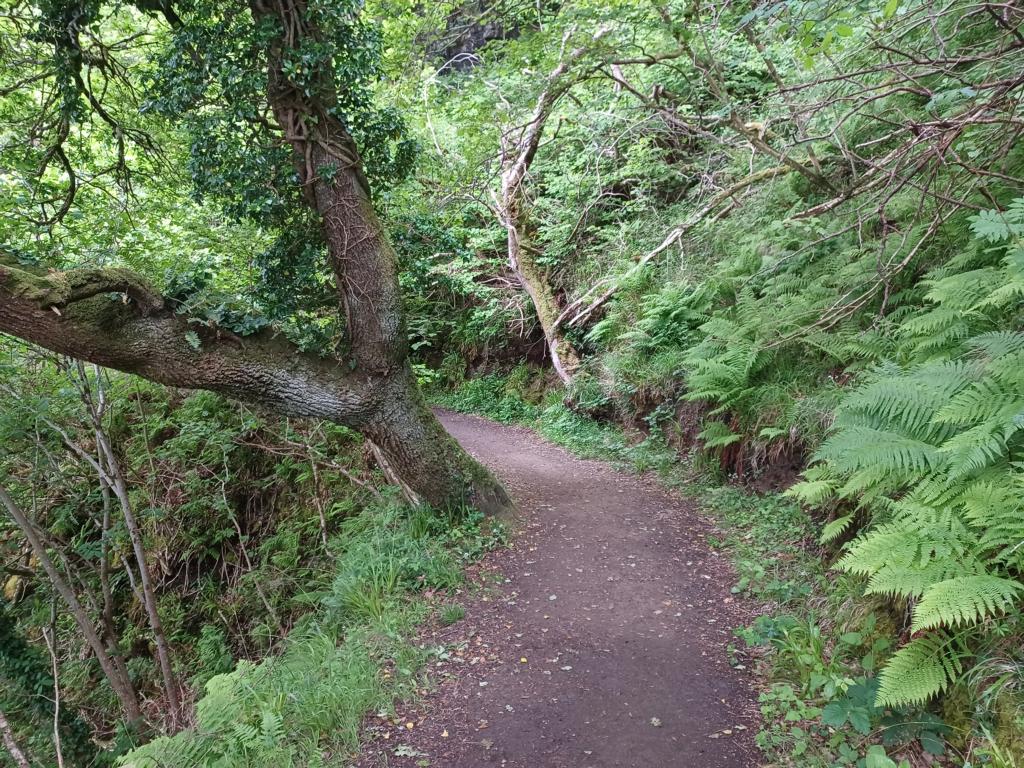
[440, 604, 465, 626]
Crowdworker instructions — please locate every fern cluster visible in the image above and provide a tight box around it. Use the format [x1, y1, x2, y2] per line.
[789, 199, 1024, 706]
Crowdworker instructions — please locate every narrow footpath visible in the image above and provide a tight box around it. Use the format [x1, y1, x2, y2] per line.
[356, 410, 759, 767]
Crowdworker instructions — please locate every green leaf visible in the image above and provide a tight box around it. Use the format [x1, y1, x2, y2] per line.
[920, 729, 945, 755]
[866, 745, 897, 768]
[821, 701, 847, 728]
[849, 707, 872, 735]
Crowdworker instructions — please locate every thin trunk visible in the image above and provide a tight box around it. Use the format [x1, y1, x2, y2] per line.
[0, 484, 143, 726]
[96, 481, 132, 689]
[308, 458, 329, 548]
[504, 208, 580, 385]
[43, 615, 66, 768]
[493, 38, 600, 386]
[81, 365, 181, 725]
[99, 455, 181, 724]
[0, 708, 30, 768]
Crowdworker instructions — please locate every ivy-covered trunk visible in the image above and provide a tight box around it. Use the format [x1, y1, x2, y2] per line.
[253, 0, 512, 514]
[0, 0, 511, 516]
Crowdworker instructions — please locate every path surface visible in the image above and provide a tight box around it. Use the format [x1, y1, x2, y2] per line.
[356, 410, 758, 768]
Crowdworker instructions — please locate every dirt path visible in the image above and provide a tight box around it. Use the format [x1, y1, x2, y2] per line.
[356, 410, 759, 768]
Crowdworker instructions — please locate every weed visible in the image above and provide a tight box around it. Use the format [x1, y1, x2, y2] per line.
[440, 604, 465, 626]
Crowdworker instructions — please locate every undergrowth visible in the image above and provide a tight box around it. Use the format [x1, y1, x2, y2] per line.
[121, 500, 505, 767]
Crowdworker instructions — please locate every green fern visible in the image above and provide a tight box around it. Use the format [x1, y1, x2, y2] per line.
[910, 575, 1022, 632]
[865, 560, 979, 600]
[819, 514, 854, 544]
[697, 421, 741, 449]
[816, 426, 942, 478]
[876, 634, 965, 707]
[786, 478, 837, 507]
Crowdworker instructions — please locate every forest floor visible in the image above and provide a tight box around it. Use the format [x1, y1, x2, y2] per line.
[354, 410, 759, 768]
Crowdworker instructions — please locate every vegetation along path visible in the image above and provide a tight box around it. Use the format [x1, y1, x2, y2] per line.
[357, 410, 757, 768]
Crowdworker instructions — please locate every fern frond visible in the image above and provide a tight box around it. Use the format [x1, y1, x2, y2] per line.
[819, 514, 854, 544]
[816, 426, 942, 477]
[910, 575, 1022, 632]
[838, 526, 918, 576]
[924, 267, 1002, 310]
[865, 559, 981, 599]
[967, 331, 1024, 359]
[961, 477, 1024, 568]
[876, 634, 964, 707]
[786, 479, 836, 506]
[697, 421, 740, 449]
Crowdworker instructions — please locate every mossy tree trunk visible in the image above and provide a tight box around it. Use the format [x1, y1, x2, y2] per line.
[500, 187, 582, 384]
[0, 0, 512, 517]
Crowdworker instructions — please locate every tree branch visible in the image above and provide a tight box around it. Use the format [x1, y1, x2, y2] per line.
[558, 165, 792, 330]
[0, 257, 382, 426]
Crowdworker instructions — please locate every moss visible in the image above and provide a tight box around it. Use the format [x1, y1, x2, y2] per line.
[942, 685, 975, 752]
[0, 259, 162, 314]
[993, 691, 1024, 761]
[0, 262, 66, 305]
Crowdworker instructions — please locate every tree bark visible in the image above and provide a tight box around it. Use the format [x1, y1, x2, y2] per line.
[502, 204, 581, 385]
[0, 708, 30, 768]
[249, 0, 512, 513]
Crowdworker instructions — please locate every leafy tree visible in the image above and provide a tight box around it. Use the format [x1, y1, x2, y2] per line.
[0, 0, 509, 513]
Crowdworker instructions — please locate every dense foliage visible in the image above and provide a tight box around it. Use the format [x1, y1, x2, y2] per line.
[390, 0, 1024, 763]
[2, 0, 1023, 765]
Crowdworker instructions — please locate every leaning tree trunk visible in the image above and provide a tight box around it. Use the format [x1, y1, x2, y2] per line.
[493, 37, 603, 386]
[0, 0, 511, 516]
[0, 708, 30, 768]
[0, 485, 144, 727]
[500, 187, 581, 385]
[0, 257, 510, 515]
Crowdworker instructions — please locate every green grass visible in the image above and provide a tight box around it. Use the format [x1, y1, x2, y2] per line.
[440, 604, 465, 626]
[120, 497, 505, 768]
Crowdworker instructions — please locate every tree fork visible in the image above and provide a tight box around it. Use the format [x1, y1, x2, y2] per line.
[0, 259, 510, 514]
